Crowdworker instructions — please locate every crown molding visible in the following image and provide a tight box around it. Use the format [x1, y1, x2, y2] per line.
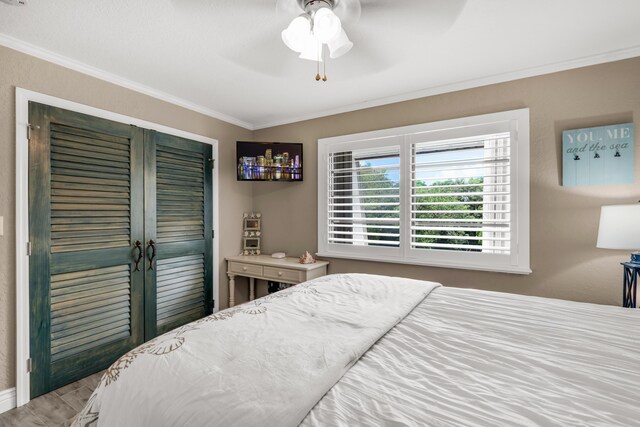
[2, 31, 639, 132]
[252, 45, 640, 130]
[0, 33, 254, 130]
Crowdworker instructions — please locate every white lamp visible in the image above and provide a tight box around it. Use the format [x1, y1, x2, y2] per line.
[597, 203, 640, 263]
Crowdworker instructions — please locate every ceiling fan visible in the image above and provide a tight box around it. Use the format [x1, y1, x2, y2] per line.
[172, 0, 468, 81]
[279, 0, 357, 81]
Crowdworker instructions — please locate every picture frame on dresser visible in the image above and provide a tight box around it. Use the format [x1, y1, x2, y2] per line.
[244, 218, 261, 230]
[243, 238, 261, 250]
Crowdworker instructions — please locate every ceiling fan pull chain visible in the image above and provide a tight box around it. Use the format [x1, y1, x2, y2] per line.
[315, 43, 321, 81]
[323, 49, 328, 81]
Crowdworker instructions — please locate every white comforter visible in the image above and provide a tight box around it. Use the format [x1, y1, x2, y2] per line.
[73, 273, 640, 426]
[302, 286, 640, 426]
[72, 274, 439, 427]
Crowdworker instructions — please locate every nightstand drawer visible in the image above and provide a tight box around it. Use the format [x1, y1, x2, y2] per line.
[263, 266, 302, 283]
[229, 262, 263, 276]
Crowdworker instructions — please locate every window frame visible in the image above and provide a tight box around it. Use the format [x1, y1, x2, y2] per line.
[317, 108, 531, 275]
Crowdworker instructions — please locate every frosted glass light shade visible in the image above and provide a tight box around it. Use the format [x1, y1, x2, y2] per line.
[298, 36, 323, 61]
[597, 204, 640, 250]
[281, 15, 311, 53]
[328, 29, 353, 58]
[313, 8, 341, 43]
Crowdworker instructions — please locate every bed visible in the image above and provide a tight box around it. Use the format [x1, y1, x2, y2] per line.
[72, 273, 640, 426]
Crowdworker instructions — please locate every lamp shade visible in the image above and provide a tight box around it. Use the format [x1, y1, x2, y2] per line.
[596, 204, 640, 250]
[313, 7, 341, 43]
[298, 35, 322, 62]
[328, 29, 353, 58]
[281, 14, 311, 53]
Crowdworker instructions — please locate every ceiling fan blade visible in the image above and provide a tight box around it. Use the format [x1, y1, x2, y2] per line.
[220, 35, 302, 77]
[172, 0, 284, 22]
[333, 0, 362, 26]
[276, 0, 304, 21]
[359, 0, 467, 37]
[328, 40, 395, 79]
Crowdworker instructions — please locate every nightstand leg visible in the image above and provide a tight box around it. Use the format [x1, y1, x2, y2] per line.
[249, 277, 255, 301]
[228, 274, 236, 308]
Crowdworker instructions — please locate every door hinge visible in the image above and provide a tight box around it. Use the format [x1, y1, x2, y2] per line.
[209, 158, 215, 169]
[212, 230, 215, 239]
[26, 241, 32, 256]
[212, 299, 215, 309]
[26, 358, 32, 373]
[27, 124, 40, 141]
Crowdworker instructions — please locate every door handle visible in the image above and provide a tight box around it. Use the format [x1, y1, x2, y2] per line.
[133, 240, 143, 272]
[147, 239, 157, 270]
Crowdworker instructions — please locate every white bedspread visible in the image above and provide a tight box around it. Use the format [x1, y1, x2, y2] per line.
[72, 274, 439, 427]
[301, 286, 640, 426]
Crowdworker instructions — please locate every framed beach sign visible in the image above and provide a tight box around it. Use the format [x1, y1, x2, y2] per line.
[562, 123, 635, 186]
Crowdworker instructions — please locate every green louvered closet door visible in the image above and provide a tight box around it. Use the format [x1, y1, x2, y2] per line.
[144, 131, 213, 339]
[29, 103, 214, 398]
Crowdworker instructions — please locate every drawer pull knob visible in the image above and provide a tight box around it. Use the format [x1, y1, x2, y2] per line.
[242, 267, 247, 271]
[278, 271, 283, 276]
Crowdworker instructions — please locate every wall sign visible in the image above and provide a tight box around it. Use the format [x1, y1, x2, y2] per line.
[562, 123, 635, 186]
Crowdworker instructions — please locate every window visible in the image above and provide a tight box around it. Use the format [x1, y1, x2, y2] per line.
[318, 109, 530, 274]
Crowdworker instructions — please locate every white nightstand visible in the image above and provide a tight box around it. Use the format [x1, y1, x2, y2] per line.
[225, 255, 329, 307]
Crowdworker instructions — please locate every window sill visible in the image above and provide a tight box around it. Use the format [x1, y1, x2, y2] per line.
[315, 251, 532, 275]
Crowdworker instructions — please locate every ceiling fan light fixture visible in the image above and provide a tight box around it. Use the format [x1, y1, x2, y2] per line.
[328, 29, 353, 58]
[312, 7, 341, 43]
[298, 35, 323, 62]
[281, 14, 312, 53]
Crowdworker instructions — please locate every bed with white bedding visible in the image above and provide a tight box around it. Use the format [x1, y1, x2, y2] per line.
[72, 273, 640, 426]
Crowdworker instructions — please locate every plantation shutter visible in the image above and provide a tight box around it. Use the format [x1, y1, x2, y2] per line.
[325, 140, 402, 254]
[410, 132, 511, 254]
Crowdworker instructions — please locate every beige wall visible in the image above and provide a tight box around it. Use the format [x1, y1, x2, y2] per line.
[0, 45, 254, 390]
[253, 57, 640, 307]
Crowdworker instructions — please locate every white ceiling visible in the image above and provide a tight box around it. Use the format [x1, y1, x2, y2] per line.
[1, 0, 640, 129]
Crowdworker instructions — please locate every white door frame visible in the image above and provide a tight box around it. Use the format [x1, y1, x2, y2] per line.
[15, 87, 220, 406]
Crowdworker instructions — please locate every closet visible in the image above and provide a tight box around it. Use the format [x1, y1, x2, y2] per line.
[28, 102, 213, 397]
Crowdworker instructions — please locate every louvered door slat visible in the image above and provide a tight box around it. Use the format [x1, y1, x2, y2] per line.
[50, 125, 131, 256]
[156, 255, 206, 328]
[51, 310, 130, 336]
[51, 175, 130, 187]
[51, 327, 131, 363]
[155, 147, 205, 244]
[49, 265, 131, 363]
[50, 304, 130, 330]
[50, 123, 131, 143]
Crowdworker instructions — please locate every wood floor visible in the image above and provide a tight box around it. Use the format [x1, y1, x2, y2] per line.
[0, 371, 104, 427]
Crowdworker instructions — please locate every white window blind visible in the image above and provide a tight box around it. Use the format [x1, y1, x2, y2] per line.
[318, 109, 530, 274]
[328, 146, 401, 248]
[410, 133, 511, 254]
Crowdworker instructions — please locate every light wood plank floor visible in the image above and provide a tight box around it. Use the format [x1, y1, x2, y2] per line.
[0, 371, 103, 427]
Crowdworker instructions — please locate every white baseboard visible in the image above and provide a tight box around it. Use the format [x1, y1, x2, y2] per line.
[0, 388, 17, 414]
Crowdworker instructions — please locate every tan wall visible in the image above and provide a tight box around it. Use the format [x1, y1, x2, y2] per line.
[253, 57, 640, 307]
[0, 45, 253, 390]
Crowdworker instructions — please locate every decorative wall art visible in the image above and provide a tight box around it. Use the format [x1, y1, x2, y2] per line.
[242, 212, 262, 255]
[562, 123, 635, 186]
